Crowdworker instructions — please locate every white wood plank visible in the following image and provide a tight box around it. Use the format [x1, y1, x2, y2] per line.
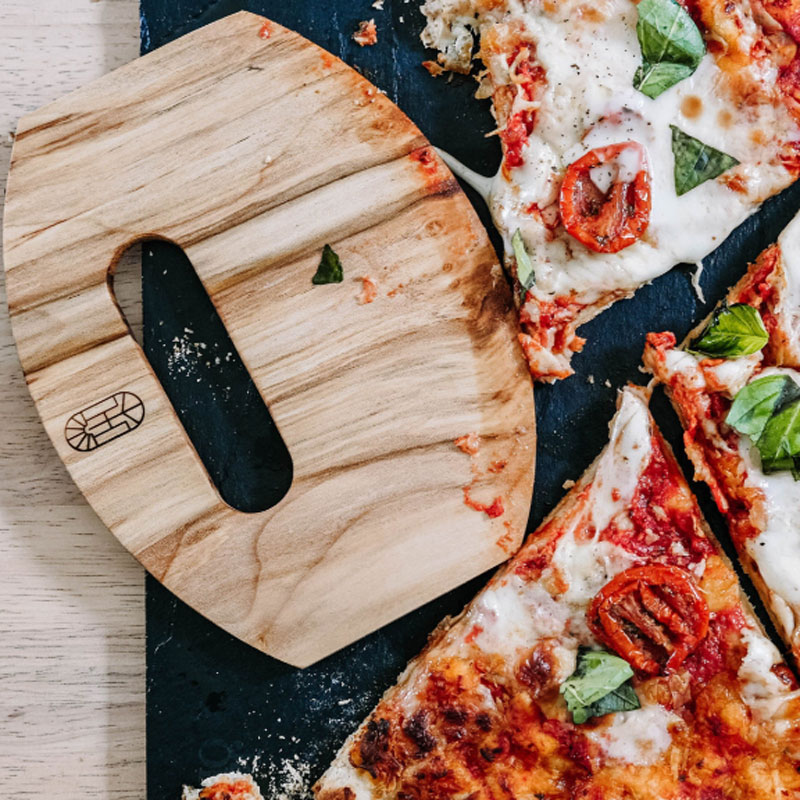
[0, 1, 145, 797]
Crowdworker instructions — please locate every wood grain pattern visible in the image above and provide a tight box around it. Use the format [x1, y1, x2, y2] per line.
[0, 1, 145, 797]
[3, 11, 535, 667]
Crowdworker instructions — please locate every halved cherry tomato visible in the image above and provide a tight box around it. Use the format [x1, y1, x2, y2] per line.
[559, 142, 651, 254]
[587, 564, 710, 675]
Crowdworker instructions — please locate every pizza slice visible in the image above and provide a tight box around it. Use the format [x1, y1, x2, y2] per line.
[315, 387, 800, 800]
[182, 772, 263, 800]
[644, 209, 800, 667]
[421, 0, 800, 381]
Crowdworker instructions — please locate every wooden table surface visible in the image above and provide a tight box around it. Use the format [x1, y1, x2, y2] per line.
[0, 1, 146, 797]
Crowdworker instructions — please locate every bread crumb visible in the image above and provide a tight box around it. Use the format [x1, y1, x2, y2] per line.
[372, 0, 385, 8]
[353, 19, 378, 46]
[604, 379, 612, 388]
[422, 60, 445, 77]
[562, 479, 576, 489]
[586, 374, 595, 384]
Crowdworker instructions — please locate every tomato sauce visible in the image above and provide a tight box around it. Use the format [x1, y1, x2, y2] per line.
[199, 779, 255, 799]
[602, 437, 715, 567]
[463, 487, 505, 518]
[499, 46, 545, 175]
[683, 607, 745, 683]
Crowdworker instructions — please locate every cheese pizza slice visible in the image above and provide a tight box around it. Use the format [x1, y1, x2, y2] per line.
[645, 210, 800, 667]
[421, 0, 800, 381]
[315, 387, 800, 800]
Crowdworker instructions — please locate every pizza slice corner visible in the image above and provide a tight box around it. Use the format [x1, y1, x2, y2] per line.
[315, 385, 800, 800]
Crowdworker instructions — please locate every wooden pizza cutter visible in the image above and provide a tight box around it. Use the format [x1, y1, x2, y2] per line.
[2, 11, 535, 667]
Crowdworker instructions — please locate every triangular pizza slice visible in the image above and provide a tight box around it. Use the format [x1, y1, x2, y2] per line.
[645, 210, 800, 667]
[315, 387, 800, 799]
[420, 0, 800, 381]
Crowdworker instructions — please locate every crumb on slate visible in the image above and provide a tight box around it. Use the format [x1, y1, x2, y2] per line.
[353, 19, 378, 46]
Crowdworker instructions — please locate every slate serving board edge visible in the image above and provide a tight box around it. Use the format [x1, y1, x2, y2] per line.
[139, 2, 800, 798]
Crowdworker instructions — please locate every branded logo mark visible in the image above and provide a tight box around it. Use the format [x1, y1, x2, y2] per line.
[65, 391, 145, 452]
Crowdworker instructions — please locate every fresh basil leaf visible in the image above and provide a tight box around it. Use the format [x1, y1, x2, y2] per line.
[671, 126, 739, 196]
[634, 0, 705, 98]
[560, 648, 637, 724]
[511, 229, 535, 289]
[687, 303, 768, 358]
[636, 0, 705, 67]
[757, 396, 800, 474]
[312, 244, 344, 284]
[585, 681, 641, 718]
[634, 61, 695, 99]
[726, 375, 800, 442]
[727, 375, 800, 480]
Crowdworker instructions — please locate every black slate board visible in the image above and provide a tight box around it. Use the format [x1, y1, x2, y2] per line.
[139, 2, 800, 797]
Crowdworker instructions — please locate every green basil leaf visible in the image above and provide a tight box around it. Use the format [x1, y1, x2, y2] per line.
[726, 375, 800, 442]
[636, 0, 705, 67]
[585, 681, 641, 718]
[671, 126, 739, 196]
[312, 244, 344, 284]
[511, 229, 535, 289]
[560, 648, 637, 724]
[687, 303, 769, 358]
[757, 396, 800, 473]
[634, 61, 695, 99]
[634, 0, 705, 97]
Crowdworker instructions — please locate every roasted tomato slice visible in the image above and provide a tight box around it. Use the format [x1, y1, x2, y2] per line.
[587, 565, 709, 675]
[559, 142, 651, 254]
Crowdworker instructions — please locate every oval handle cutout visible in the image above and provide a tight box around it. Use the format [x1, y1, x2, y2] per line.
[113, 239, 293, 513]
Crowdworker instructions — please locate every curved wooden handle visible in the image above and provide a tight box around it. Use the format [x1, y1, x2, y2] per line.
[3, 12, 536, 666]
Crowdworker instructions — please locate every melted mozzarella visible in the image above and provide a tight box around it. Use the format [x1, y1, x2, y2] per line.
[701, 354, 762, 396]
[588, 389, 653, 532]
[777, 215, 800, 357]
[738, 626, 800, 723]
[587, 703, 680, 765]
[484, 0, 797, 304]
[460, 390, 652, 662]
[737, 372, 800, 635]
[469, 575, 572, 653]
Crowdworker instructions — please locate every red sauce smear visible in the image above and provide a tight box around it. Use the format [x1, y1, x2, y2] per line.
[464, 624, 483, 644]
[463, 486, 504, 518]
[359, 276, 377, 305]
[499, 46, 545, 176]
[258, 20, 271, 39]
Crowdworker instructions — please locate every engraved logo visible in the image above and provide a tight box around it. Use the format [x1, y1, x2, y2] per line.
[65, 391, 145, 452]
